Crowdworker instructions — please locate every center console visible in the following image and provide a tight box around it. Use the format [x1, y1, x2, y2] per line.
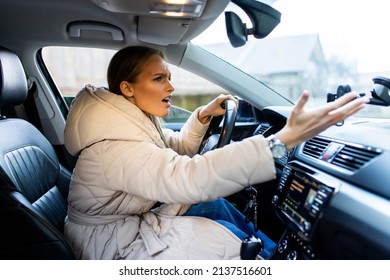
[271, 161, 338, 259]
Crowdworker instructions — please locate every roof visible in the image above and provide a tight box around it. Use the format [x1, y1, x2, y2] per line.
[202, 33, 323, 75]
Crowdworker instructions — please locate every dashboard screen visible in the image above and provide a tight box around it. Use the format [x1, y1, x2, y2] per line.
[280, 170, 333, 236]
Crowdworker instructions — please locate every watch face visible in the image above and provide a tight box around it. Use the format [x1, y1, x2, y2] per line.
[268, 135, 287, 159]
[273, 144, 286, 158]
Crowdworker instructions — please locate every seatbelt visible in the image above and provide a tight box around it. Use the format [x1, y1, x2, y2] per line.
[24, 79, 44, 133]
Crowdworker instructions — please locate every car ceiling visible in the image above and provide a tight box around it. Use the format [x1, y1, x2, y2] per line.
[0, 0, 230, 57]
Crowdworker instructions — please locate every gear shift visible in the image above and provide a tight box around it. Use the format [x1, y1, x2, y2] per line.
[240, 235, 263, 260]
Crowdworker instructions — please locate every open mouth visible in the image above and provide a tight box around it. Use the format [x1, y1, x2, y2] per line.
[162, 96, 171, 103]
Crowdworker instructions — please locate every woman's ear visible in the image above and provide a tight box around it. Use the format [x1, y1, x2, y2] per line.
[120, 81, 134, 98]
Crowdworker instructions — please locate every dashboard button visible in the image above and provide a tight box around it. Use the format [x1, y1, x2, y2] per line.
[303, 221, 311, 232]
[278, 239, 288, 253]
[287, 250, 298, 260]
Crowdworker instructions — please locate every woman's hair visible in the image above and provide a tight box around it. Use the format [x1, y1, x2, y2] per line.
[107, 45, 169, 148]
[107, 45, 165, 95]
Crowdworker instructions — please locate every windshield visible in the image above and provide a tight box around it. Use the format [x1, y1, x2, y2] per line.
[193, 0, 390, 118]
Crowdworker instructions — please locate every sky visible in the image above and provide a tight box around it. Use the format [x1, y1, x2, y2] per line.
[192, 0, 390, 73]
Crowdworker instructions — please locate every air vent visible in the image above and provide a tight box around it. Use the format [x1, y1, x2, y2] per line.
[255, 123, 270, 135]
[302, 136, 382, 172]
[302, 137, 331, 158]
[331, 145, 382, 171]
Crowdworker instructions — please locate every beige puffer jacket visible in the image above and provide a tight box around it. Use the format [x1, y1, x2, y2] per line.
[63, 85, 276, 260]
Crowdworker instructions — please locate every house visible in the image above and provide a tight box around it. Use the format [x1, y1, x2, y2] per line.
[202, 33, 329, 101]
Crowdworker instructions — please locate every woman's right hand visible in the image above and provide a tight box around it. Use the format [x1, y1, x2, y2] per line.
[198, 94, 238, 124]
[274, 91, 370, 150]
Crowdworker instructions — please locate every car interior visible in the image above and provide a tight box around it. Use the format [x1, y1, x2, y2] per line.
[0, 46, 76, 259]
[0, 0, 389, 261]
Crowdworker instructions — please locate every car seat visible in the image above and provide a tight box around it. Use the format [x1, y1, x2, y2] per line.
[0, 46, 76, 259]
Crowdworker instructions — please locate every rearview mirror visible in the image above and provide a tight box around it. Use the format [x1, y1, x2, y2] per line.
[225, 0, 281, 48]
[225, 11, 247, 48]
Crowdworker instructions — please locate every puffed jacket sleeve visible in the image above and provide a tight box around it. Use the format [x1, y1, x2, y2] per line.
[99, 133, 276, 205]
[162, 107, 210, 157]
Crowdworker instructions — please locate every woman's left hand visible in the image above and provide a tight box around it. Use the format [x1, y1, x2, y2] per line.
[198, 94, 238, 124]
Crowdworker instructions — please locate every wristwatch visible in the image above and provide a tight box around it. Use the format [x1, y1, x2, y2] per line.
[267, 134, 287, 159]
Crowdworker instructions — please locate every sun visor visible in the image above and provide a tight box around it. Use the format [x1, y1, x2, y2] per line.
[138, 17, 191, 45]
[90, 0, 207, 18]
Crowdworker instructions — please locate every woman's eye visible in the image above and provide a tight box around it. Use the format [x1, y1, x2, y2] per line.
[154, 76, 162, 82]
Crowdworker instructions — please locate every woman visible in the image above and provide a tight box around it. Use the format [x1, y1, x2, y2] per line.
[63, 46, 368, 260]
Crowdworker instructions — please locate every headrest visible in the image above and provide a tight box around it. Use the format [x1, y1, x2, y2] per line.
[0, 46, 28, 107]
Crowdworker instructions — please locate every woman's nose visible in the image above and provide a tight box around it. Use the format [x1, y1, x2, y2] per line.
[167, 80, 175, 92]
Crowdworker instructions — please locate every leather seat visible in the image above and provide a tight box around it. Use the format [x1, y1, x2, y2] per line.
[0, 46, 76, 259]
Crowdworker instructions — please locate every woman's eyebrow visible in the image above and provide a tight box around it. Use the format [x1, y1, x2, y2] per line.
[152, 71, 171, 77]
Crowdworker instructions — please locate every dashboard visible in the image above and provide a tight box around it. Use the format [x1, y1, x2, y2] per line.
[256, 106, 390, 260]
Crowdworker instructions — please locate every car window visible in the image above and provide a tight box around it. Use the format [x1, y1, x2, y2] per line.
[192, 0, 390, 118]
[41, 46, 228, 123]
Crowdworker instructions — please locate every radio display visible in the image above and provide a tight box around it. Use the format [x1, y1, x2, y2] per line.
[280, 170, 333, 237]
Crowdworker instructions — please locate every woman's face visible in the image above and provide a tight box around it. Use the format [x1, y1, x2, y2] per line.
[122, 54, 174, 117]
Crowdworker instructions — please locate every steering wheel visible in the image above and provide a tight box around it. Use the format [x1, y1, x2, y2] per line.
[198, 99, 238, 154]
